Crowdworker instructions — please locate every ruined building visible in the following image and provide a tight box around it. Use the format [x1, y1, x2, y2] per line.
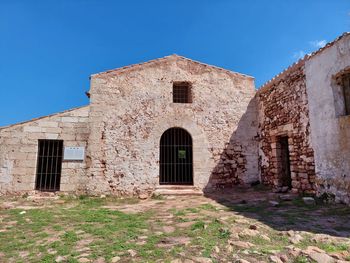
[1, 33, 350, 204]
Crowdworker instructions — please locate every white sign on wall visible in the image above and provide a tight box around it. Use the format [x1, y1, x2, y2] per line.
[63, 147, 85, 161]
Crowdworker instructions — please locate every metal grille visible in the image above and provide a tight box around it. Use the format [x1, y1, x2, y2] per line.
[342, 74, 350, 115]
[159, 128, 193, 185]
[35, 139, 63, 192]
[173, 82, 191, 103]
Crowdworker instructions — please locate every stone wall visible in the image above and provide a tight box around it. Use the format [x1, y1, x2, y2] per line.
[0, 106, 89, 195]
[86, 55, 259, 196]
[305, 34, 350, 204]
[257, 63, 316, 194]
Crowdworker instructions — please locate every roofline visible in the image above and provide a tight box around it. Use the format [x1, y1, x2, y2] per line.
[176, 55, 254, 79]
[257, 58, 306, 95]
[90, 54, 254, 80]
[0, 105, 89, 130]
[257, 32, 350, 94]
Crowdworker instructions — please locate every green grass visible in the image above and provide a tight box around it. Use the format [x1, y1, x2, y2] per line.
[0, 198, 154, 262]
[318, 242, 349, 253]
[151, 193, 165, 200]
[188, 218, 230, 258]
[198, 203, 217, 211]
[191, 220, 206, 231]
[1, 196, 350, 262]
[294, 255, 312, 263]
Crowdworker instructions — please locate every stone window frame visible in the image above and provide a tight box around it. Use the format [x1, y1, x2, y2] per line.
[332, 67, 350, 117]
[269, 125, 294, 189]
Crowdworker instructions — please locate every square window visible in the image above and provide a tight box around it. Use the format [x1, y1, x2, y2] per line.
[173, 82, 192, 103]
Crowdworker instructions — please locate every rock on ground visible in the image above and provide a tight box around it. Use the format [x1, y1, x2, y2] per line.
[269, 255, 283, 263]
[303, 197, 316, 205]
[111, 256, 121, 262]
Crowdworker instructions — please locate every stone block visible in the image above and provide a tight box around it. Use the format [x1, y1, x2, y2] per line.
[61, 117, 80, 123]
[23, 126, 42, 133]
[38, 121, 59, 128]
[45, 133, 59, 140]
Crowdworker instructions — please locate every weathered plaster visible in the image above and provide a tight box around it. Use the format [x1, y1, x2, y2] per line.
[305, 34, 350, 203]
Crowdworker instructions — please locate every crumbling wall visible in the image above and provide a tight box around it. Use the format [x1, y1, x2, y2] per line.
[0, 106, 89, 195]
[86, 55, 258, 196]
[305, 34, 350, 203]
[257, 63, 316, 194]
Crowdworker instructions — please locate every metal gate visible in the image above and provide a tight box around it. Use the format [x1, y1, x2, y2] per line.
[159, 128, 193, 185]
[35, 139, 63, 192]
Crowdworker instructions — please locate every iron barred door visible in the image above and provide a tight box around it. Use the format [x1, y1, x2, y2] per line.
[35, 139, 63, 191]
[159, 128, 193, 185]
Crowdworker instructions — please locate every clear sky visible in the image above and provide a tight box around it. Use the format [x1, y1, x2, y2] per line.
[0, 0, 349, 126]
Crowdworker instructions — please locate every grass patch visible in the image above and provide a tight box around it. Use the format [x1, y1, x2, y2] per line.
[318, 242, 349, 253]
[198, 203, 217, 211]
[294, 255, 312, 263]
[187, 218, 230, 258]
[191, 220, 205, 231]
[1, 196, 350, 262]
[0, 198, 152, 262]
[151, 193, 165, 200]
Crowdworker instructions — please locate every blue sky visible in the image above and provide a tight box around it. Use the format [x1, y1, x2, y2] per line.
[0, 0, 349, 126]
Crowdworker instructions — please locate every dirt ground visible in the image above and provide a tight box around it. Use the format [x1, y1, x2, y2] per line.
[0, 187, 349, 262]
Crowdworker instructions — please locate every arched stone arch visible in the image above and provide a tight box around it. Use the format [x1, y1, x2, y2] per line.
[149, 114, 213, 188]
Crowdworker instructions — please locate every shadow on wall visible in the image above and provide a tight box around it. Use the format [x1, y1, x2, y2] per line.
[198, 95, 350, 238]
[203, 97, 259, 193]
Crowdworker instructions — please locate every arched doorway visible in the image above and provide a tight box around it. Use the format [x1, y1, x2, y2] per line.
[159, 127, 193, 185]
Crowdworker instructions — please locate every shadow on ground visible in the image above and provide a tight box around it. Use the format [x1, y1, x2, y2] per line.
[205, 186, 350, 238]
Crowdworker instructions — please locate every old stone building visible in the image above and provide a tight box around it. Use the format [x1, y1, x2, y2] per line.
[1, 33, 350, 203]
[258, 32, 350, 203]
[0, 55, 259, 196]
[85, 55, 258, 195]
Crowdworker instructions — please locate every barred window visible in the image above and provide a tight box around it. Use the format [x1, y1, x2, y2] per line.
[173, 82, 192, 103]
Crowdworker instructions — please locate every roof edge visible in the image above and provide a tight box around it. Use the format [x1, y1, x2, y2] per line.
[257, 32, 350, 94]
[257, 58, 307, 95]
[175, 55, 254, 79]
[0, 105, 89, 130]
[91, 54, 254, 79]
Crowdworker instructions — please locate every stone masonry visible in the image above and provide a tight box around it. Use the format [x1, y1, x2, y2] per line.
[0, 106, 89, 194]
[86, 55, 258, 196]
[257, 62, 316, 194]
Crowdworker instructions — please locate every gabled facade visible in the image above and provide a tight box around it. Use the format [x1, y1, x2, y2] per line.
[86, 55, 259, 195]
